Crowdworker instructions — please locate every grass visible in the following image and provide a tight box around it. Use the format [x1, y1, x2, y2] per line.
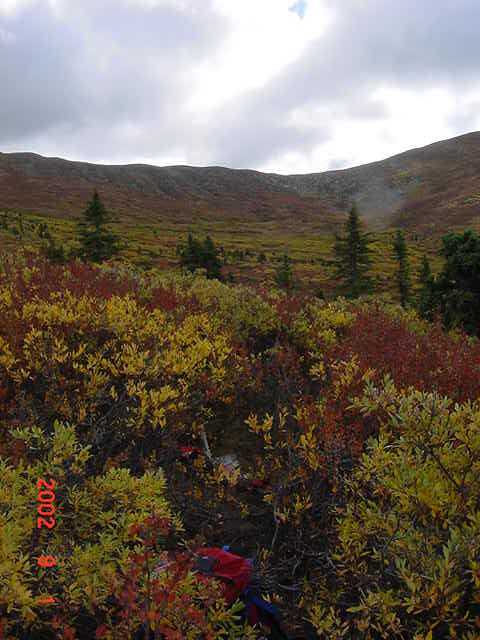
[0, 206, 446, 299]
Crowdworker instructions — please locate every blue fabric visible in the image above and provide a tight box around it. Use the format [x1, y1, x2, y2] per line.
[244, 588, 281, 620]
[215, 548, 285, 634]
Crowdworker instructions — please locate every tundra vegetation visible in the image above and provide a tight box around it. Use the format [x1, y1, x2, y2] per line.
[0, 193, 480, 638]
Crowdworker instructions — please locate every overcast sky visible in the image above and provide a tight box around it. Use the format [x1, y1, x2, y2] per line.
[1, 0, 480, 174]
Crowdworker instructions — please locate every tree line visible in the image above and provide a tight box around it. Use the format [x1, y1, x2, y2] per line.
[30, 191, 480, 336]
[330, 204, 480, 335]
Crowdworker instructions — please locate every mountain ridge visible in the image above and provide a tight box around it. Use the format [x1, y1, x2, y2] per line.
[1, 130, 480, 233]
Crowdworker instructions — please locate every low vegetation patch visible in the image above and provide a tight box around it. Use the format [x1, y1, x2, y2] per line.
[0, 251, 479, 638]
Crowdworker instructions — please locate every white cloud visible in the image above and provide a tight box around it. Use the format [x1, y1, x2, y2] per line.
[0, 0, 31, 14]
[187, 0, 333, 111]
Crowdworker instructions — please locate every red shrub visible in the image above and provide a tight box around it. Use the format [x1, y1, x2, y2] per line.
[329, 309, 480, 403]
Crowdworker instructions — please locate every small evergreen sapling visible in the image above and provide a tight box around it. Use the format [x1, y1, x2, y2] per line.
[202, 235, 223, 280]
[76, 190, 121, 263]
[393, 229, 411, 307]
[417, 254, 436, 320]
[275, 253, 294, 290]
[44, 235, 67, 264]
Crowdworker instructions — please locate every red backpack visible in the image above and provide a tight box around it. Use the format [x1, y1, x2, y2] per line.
[135, 547, 288, 640]
[195, 547, 253, 606]
[194, 547, 287, 638]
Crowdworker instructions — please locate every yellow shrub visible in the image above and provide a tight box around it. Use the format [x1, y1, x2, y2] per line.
[310, 381, 480, 638]
[0, 421, 180, 634]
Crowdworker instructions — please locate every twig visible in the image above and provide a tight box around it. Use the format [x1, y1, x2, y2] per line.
[200, 426, 213, 462]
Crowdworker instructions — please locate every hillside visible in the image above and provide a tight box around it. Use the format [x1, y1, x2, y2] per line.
[1, 131, 480, 233]
[285, 130, 480, 232]
[0, 151, 339, 232]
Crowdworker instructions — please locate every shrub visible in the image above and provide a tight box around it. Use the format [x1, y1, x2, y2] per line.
[310, 379, 480, 638]
[0, 421, 181, 637]
[2, 250, 480, 638]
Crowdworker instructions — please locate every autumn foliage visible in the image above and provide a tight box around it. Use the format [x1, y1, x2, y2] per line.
[1, 250, 479, 638]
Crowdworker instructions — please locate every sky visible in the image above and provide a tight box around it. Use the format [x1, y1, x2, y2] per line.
[1, 0, 480, 174]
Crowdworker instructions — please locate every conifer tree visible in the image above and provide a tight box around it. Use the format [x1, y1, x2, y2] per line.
[435, 230, 480, 334]
[76, 191, 121, 263]
[179, 234, 223, 280]
[179, 233, 202, 272]
[44, 235, 67, 264]
[275, 253, 294, 290]
[393, 229, 411, 307]
[332, 204, 373, 298]
[202, 235, 223, 280]
[417, 254, 436, 320]
[418, 254, 432, 285]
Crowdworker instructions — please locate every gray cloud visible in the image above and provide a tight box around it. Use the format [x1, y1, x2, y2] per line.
[1, 0, 480, 170]
[0, 0, 227, 155]
[0, 5, 84, 142]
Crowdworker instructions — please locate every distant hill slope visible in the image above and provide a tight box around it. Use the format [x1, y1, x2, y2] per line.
[283, 131, 480, 232]
[1, 131, 479, 233]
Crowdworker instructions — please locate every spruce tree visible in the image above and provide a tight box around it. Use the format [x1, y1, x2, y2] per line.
[179, 233, 202, 273]
[393, 229, 411, 307]
[179, 234, 223, 280]
[417, 254, 436, 320]
[76, 191, 121, 263]
[435, 230, 480, 334]
[418, 254, 432, 285]
[332, 204, 373, 298]
[44, 235, 67, 264]
[275, 253, 294, 290]
[202, 235, 223, 280]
